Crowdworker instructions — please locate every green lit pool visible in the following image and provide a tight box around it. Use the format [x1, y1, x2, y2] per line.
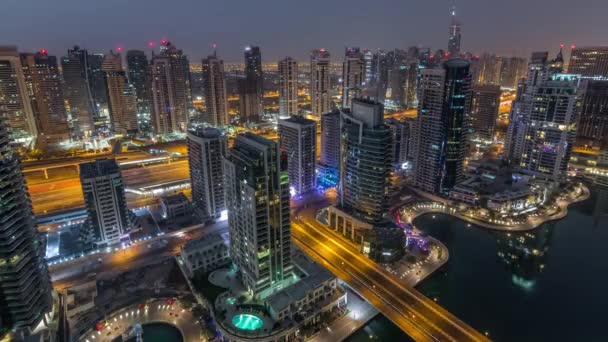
[232, 314, 263, 331]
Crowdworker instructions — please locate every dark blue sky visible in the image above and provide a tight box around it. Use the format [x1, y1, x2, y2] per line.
[3, 0, 607, 62]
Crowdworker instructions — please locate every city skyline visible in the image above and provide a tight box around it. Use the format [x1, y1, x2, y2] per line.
[3, 0, 606, 62]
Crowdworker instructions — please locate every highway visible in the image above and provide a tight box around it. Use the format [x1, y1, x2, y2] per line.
[27, 160, 190, 214]
[290, 193, 489, 342]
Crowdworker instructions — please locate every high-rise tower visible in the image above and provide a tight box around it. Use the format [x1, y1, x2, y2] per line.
[341, 47, 364, 110]
[0, 46, 37, 143]
[278, 57, 298, 117]
[310, 49, 331, 116]
[149, 41, 191, 134]
[80, 158, 131, 246]
[202, 52, 228, 126]
[126, 50, 150, 117]
[414, 59, 471, 195]
[61, 46, 96, 137]
[448, 1, 462, 57]
[0, 118, 52, 337]
[278, 116, 316, 196]
[102, 51, 139, 135]
[568, 46, 608, 78]
[470, 84, 501, 141]
[223, 133, 293, 298]
[187, 127, 226, 222]
[339, 99, 393, 223]
[240, 46, 263, 123]
[21, 50, 70, 150]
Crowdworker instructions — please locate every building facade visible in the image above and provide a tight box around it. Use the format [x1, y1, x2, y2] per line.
[278, 57, 298, 117]
[240, 46, 263, 123]
[0, 118, 52, 337]
[149, 41, 191, 134]
[470, 84, 501, 141]
[414, 59, 471, 195]
[202, 52, 228, 126]
[102, 51, 138, 135]
[126, 50, 150, 117]
[341, 47, 364, 109]
[310, 49, 331, 116]
[61, 46, 96, 137]
[223, 133, 293, 298]
[576, 79, 608, 146]
[187, 127, 226, 222]
[568, 46, 608, 78]
[80, 158, 130, 246]
[340, 99, 392, 223]
[0, 46, 37, 143]
[278, 116, 316, 196]
[21, 50, 70, 149]
[506, 51, 581, 181]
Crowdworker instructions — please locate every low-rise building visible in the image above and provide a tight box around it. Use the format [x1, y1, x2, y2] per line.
[160, 193, 191, 220]
[181, 233, 229, 275]
[266, 251, 346, 324]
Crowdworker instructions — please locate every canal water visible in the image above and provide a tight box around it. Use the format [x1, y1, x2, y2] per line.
[347, 187, 608, 342]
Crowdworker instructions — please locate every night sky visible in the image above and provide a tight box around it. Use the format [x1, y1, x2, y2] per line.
[3, 0, 607, 62]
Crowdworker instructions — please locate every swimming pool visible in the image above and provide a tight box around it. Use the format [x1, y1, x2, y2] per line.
[231, 314, 263, 331]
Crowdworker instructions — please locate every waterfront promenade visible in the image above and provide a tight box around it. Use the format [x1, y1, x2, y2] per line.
[403, 184, 590, 232]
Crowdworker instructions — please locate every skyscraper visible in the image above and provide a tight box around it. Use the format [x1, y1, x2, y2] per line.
[240, 46, 263, 123]
[278, 116, 316, 196]
[310, 49, 331, 116]
[340, 99, 393, 223]
[102, 51, 138, 135]
[21, 50, 70, 149]
[87, 53, 109, 117]
[318, 110, 341, 188]
[0, 46, 37, 143]
[371, 50, 389, 103]
[330, 99, 404, 262]
[499, 57, 527, 89]
[576, 80, 608, 146]
[470, 84, 501, 141]
[150, 41, 191, 134]
[386, 118, 413, 168]
[278, 57, 298, 117]
[80, 158, 130, 246]
[363, 49, 373, 86]
[568, 46, 608, 78]
[61, 46, 96, 137]
[506, 50, 581, 181]
[341, 47, 364, 109]
[505, 52, 552, 161]
[126, 50, 150, 116]
[0, 117, 52, 337]
[187, 127, 226, 222]
[320, 110, 341, 170]
[223, 133, 293, 298]
[201, 52, 228, 126]
[447, 1, 462, 57]
[414, 59, 471, 195]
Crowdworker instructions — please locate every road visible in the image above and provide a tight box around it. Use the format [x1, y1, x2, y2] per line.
[291, 194, 489, 342]
[27, 160, 190, 214]
[50, 220, 227, 290]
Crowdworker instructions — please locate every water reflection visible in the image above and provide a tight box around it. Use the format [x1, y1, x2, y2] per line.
[495, 224, 553, 291]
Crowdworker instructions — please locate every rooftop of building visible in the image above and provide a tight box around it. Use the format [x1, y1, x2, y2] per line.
[161, 192, 189, 206]
[279, 116, 316, 127]
[182, 232, 226, 253]
[265, 250, 334, 314]
[188, 126, 223, 140]
[79, 158, 120, 178]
